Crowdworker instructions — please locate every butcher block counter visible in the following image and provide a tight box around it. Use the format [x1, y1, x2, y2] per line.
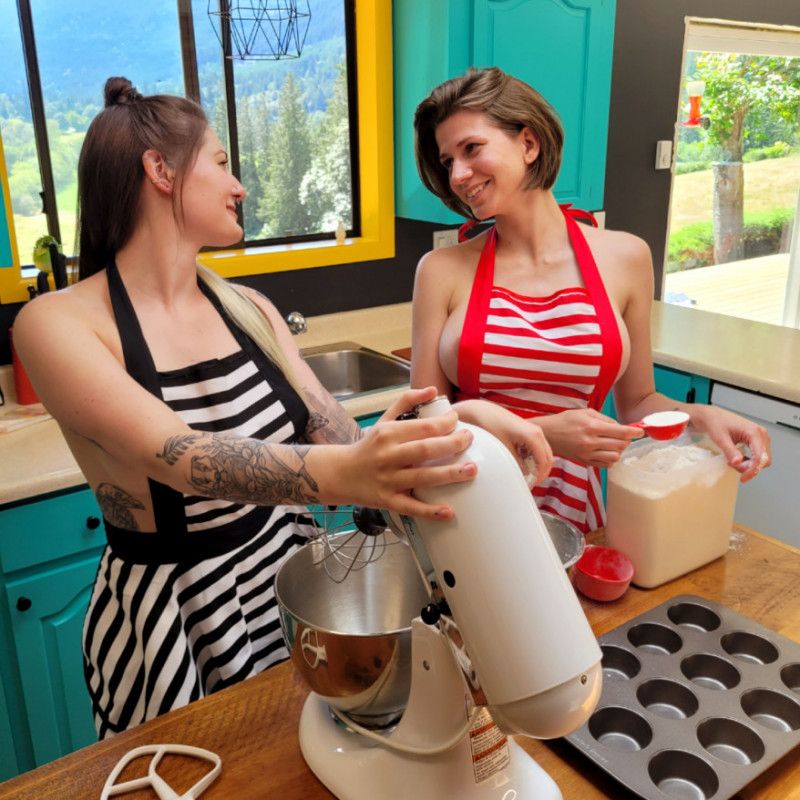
[0, 524, 798, 800]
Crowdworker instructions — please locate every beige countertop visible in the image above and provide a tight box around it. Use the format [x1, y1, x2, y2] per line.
[2, 299, 799, 507]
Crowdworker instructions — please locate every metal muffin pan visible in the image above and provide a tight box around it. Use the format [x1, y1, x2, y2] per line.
[566, 594, 800, 799]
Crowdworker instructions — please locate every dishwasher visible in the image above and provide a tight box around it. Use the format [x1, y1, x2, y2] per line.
[710, 383, 800, 547]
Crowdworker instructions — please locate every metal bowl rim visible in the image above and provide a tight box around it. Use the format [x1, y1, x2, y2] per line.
[274, 538, 422, 639]
[540, 510, 585, 569]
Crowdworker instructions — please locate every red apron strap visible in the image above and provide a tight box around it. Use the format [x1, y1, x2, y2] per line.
[458, 219, 478, 242]
[457, 227, 497, 398]
[561, 208, 622, 411]
[559, 203, 598, 228]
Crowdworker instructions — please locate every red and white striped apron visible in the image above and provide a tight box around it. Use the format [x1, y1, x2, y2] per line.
[457, 206, 623, 533]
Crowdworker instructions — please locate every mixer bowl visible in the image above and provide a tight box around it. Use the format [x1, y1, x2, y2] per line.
[276, 516, 582, 728]
[275, 537, 429, 728]
[541, 512, 585, 570]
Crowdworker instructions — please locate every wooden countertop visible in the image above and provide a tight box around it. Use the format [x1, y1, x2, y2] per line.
[3, 298, 800, 505]
[1, 525, 798, 800]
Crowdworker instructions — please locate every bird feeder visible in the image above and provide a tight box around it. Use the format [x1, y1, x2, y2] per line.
[682, 80, 706, 127]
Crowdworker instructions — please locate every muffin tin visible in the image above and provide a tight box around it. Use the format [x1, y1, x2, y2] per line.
[565, 594, 800, 799]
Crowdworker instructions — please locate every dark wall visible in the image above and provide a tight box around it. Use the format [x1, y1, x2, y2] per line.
[0, 217, 444, 365]
[604, 0, 800, 298]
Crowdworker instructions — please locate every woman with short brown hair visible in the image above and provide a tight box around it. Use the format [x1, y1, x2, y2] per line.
[411, 66, 770, 534]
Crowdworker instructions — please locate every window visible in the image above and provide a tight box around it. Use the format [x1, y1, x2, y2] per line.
[664, 19, 800, 329]
[0, 0, 393, 303]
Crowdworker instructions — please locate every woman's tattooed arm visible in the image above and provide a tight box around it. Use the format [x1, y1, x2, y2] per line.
[302, 387, 363, 444]
[157, 432, 321, 504]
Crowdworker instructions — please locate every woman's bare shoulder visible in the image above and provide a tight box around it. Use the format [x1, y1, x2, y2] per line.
[14, 273, 110, 337]
[416, 229, 486, 279]
[582, 225, 653, 272]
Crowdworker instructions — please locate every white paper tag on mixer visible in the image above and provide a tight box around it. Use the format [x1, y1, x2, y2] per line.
[468, 707, 510, 783]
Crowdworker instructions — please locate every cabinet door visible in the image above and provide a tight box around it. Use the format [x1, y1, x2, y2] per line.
[0, 487, 103, 573]
[0, 678, 18, 780]
[6, 552, 102, 766]
[472, 0, 615, 211]
[654, 365, 710, 404]
[393, 0, 616, 221]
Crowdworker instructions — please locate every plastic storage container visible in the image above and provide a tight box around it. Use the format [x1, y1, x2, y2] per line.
[605, 434, 739, 588]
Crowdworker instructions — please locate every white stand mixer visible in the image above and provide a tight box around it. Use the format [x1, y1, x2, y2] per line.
[277, 397, 603, 799]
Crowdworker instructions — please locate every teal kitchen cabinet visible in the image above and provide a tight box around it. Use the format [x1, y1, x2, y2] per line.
[394, 0, 616, 222]
[356, 412, 382, 429]
[6, 554, 100, 766]
[601, 365, 711, 419]
[653, 364, 710, 405]
[0, 486, 104, 777]
[0, 678, 18, 781]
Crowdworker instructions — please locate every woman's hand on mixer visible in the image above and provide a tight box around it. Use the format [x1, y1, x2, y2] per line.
[330, 387, 477, 519]
[535, 408, 644, 469]
[452, 399, 554, 484]
[687, 404, 772, 482]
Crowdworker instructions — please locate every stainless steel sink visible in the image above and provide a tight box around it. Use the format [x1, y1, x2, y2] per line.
[301, 342, 410, 400]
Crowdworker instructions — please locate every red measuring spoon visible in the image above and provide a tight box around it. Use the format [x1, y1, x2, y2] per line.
[630, 410, 690, 441]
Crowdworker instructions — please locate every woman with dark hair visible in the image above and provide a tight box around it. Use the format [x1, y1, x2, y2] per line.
[13, 77, 553, 737]
[412, 66, 771, 534]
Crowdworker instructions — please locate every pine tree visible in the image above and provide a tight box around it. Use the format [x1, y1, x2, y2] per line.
[236, 96, 264, 241]
[300, 61, 352, 231]
[260, 72, 311, 237]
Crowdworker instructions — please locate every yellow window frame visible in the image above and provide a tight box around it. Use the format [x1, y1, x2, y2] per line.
[0, 0, 394, 303]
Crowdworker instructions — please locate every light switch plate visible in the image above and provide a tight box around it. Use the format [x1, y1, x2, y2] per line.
[655, 140, 673, 170]
[433, 229, 459, 249]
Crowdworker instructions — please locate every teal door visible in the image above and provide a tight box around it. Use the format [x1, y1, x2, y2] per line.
[6, 553, 102, 766]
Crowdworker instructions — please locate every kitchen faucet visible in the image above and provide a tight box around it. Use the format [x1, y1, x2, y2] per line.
[285, 311, 307, 335]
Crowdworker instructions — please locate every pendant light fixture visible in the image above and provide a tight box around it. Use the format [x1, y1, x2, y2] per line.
[208, 0, 312, 61]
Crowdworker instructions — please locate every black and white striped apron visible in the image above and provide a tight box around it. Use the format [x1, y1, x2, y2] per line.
[83, 263, 314, 738]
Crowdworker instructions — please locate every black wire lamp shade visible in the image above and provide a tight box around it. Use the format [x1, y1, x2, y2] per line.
[208, 0, 312, 61]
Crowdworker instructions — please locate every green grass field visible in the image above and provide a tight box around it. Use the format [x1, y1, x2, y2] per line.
[669, 154, 800, 230]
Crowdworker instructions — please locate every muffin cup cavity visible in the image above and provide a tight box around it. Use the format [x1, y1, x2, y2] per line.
[680, 653, 741, 690]
[721, 631, 779, 665]
[741, 689, 800, 732]
[667, 602, 721, 633]
[647, 750, 719, 800]
[627, 623, 683, 655]
[780, 663, 800, 694]
[601, 645, 641, 681]
[588, 706, 653, 752]
[696, 717, 765, 765]
[637, 679, 699, 720]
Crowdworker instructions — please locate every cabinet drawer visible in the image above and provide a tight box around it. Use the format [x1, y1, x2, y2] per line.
[0, 488, 104, 572]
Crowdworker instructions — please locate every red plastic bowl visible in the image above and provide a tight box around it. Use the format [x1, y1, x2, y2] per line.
[574, 545, 634, 602]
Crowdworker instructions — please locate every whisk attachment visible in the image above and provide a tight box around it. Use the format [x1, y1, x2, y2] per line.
[307, 505, 392, 583]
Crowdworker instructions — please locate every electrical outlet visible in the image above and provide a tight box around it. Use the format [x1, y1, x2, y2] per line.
[432, 229, 459, 249]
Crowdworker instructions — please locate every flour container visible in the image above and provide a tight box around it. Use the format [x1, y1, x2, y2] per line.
[605, 435, 739, 588]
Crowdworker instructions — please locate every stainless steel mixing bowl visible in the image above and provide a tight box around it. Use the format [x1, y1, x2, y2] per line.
[275, 537, 429, 728]
[275, 514, 583, 728]
[541, 512, 585, 570]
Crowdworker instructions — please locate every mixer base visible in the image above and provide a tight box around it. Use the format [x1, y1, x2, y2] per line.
[299, 695, 563, 799]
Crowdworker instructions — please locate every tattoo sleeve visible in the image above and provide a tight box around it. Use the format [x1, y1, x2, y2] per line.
[302, 387, 362, 444]
[158, 432, 321, 505]
[96, 483, 145, 531]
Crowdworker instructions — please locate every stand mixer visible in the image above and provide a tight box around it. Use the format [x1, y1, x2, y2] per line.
[275, 396, 603, 799]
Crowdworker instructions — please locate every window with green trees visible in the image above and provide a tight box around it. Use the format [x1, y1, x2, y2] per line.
[0, 0, 356, 266]
[664, 20, 800, 329]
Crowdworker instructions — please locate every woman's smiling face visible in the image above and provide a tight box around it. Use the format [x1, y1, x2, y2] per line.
[180, 128, 247, 247]
[435, 109, 539, 220]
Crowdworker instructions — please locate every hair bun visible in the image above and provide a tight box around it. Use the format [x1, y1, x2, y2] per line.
[104, 77, 143, 108]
